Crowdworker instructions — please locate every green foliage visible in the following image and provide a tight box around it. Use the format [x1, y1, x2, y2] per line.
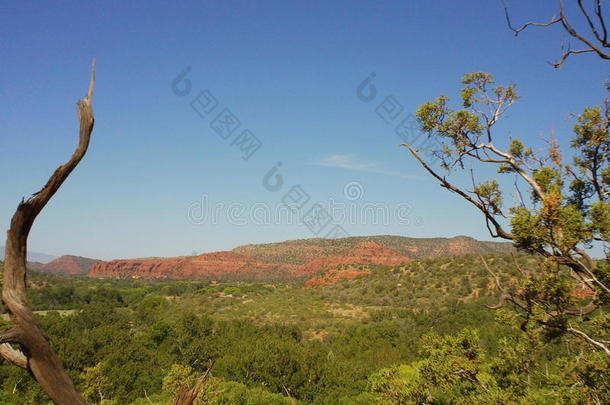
[474, 180, 503, 214]
[162, 364, 196, 396]
[369, 364, 425, 404]
[1, 253, 607, 403]
[508, 139, 525, 158]
[204, 380, 291, 404]
[417, 328, 484, 397]
[414, 72, 609, 369]
[82, 362, 112, 404]
[364, 325, 609, 404]
[590, 201, 610, 240]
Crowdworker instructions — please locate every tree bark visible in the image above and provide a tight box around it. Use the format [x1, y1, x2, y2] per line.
[172, 363, 214, 405]
[0, 61, 96, 405]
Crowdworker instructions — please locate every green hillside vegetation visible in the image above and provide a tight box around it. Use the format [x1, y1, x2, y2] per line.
[1, 254, 606, 404]
[231, 235, 514, 264]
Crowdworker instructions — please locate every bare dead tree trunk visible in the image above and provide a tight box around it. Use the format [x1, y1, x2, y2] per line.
[0, 61, 96, 405]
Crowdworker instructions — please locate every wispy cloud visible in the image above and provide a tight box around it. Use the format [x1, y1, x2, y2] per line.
[313, 154, 420, 180]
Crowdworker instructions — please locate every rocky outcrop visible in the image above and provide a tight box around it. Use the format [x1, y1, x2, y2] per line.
[89, 241, 412, 281]
[89, 252, 299, 281]
[85, 235, 514, 281]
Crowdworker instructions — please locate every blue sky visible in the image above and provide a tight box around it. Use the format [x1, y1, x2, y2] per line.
[1, 1, 607, 260]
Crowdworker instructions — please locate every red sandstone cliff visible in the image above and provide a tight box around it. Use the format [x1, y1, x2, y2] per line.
[89, 240, 411, 281]
[89, 251, 298, 281]
[80, 235, 514, 282]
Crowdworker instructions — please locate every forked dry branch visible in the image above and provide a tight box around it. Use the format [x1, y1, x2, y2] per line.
[502, 0, 610, 67]
[0, 61, 96, 405]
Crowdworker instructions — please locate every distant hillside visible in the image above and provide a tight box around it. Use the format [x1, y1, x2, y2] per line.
[31, 255, 102, 276]
[0, 246, 56, 264]
[90, 235, 514, 281]
[232, 235, 513, 264]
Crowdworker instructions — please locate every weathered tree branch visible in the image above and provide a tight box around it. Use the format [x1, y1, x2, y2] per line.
[567, 325, 610, 355]
[577, 0, 608, 44]
[502, 0, 562, 35]
[0, 343, 27, 369]
[503, 0, 610, 67]
[480, 255, 531, 313]
[1, 60, 96, 405]
[483, 254, 603, 342]
[561, 301, 598, 316]
[0, 327, 23, 345]
[567, 251, 610, 295]
[402, 143, 514, 240]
